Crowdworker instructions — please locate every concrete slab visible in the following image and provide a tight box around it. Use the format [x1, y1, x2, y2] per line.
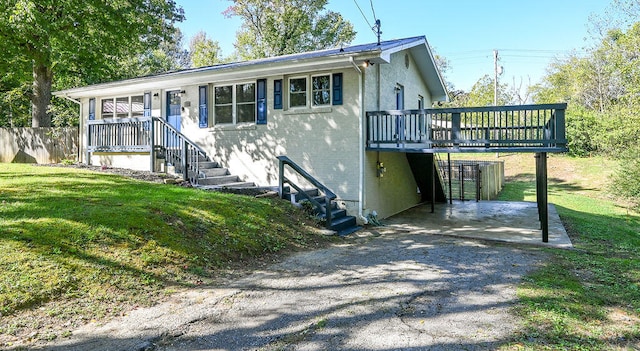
[377, 201, 572, 249]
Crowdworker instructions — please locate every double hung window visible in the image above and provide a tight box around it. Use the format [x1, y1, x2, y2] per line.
[214, 82, 256, 125]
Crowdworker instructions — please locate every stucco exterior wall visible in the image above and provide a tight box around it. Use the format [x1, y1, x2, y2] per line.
[176, 69, 362, 211]
[362, 50, 434, 219]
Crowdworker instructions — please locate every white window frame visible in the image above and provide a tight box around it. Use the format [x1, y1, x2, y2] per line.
[288, 75, 308, 109]
[287, 73, 335, 109]
[100, 95, 144, 119]
[213, 81, 257, 125]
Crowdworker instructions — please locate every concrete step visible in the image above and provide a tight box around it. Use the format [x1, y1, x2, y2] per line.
[197, 175, 240, 185]
[197, 181, 256, 190]
[201, 167, 229, 177]
[198, 161, 220, 169]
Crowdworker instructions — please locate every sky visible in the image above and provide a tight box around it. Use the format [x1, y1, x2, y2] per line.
[176, 0, 612, 92]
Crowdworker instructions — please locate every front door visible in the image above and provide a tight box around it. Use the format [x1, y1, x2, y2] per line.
[166, 90, 181, 132]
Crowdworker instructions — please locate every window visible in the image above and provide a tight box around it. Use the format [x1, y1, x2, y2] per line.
[287, 73, 343, 108]
[100, 95, 144, 119]
[312, 75, 331, 106]
[214, 82, 256, 125]
[395, 84, 404, 110]
[88, 98, 96, 120]
[418, 95, 424, 109]
[289, 77, 307, 108]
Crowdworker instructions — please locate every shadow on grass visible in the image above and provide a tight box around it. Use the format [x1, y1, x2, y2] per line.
[36, 229, 544, 350]
[0, 167, 310, 316]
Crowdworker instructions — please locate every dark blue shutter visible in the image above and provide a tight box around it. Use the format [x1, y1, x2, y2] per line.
[143, 92, 151, 117]
[332, 73, 343, 105]
[273, 79, 282, 109]
[88, 98, 95, 120]
[199, 86, 208, 128]
[256, 79, 267, 125]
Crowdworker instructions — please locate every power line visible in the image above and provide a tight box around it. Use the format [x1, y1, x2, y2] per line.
[353, 0, 374, 32]
[370, 0, 378, 22]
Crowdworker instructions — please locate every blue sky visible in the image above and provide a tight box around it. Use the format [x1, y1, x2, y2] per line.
[177, 0, 611, 91]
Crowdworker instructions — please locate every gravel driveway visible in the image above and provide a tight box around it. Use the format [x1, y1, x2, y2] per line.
[36, 224, 547, 351]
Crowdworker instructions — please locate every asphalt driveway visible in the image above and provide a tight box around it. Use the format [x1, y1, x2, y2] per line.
[36, 201, 557, 351]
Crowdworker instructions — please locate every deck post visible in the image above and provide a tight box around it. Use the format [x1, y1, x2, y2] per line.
[447, 153, 453, 204]
[535, 152, 549, 242]
[431, 155, 436, 213]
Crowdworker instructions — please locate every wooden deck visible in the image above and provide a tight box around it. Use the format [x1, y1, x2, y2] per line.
[366, 103, 567, 153]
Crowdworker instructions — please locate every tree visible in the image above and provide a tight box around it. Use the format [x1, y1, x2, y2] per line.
[224, 0, 356, 60]
[119, 28, 191, 78]
[189, 31, 224, 68]
[0, 0, 184, 127]
[449, 75, 513, 107]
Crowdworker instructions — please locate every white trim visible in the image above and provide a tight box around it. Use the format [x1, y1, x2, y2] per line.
[287, 75, 308, 109]
[213, 80, 257, 126]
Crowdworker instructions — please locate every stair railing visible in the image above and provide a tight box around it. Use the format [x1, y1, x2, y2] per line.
[151, 117, 208, 184]
[277, 156, 336, 228]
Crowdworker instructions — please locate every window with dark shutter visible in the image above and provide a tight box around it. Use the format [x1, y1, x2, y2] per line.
[332, 73, 343, 105]
[88, 98, 96, 120]
[199, 85, 208, 128]
[273, 79, 282, 109]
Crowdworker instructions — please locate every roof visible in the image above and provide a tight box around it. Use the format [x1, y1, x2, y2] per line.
[55, 36, 448, 101]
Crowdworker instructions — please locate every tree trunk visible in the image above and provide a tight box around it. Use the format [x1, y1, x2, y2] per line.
[32, 63, 53, 127]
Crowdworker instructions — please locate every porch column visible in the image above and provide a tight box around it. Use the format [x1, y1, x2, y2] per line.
[535, 152, 549, 242]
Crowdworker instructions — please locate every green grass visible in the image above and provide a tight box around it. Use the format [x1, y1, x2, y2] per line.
[490, 155, 640, 350]
[0, 164, 327, 343]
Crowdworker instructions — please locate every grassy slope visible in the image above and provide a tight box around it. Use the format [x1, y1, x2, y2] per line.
[0, 164, 331, 344]
[454, 154, 640, 350]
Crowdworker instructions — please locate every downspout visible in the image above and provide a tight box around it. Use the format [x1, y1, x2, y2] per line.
[60, 94, 82, 163]
[350, 57, 368, 225]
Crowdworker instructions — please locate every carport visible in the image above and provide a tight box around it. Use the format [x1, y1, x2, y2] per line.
[375, 201, 572, 249]
[366, 103, 567, 243]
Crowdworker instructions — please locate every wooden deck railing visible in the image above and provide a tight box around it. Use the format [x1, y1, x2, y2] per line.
[86, 117, 208, 183]
[366, 103, 567, 153]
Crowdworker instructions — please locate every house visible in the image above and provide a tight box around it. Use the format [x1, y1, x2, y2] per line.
[54, 36, 567, 239]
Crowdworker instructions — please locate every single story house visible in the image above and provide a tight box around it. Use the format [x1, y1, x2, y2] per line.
[55, 35, 566, 238]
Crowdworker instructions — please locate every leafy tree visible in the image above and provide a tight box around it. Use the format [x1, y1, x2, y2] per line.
[120, 28, 191, 78]
[0, 0, 184, 127]
[189, 31, 224, 68]
[448, 75, 513, 107]
[224, 0, 356, 60]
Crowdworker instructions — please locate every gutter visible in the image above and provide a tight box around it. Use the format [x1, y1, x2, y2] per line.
[350, 57, 368, 225]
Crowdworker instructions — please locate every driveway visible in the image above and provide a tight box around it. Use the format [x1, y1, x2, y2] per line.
[36, 202, 558, 351]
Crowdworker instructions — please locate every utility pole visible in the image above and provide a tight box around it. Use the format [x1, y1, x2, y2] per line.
[493, 49, 499, 106]
[374, 19, 382, 45]
[494, 49, 499, 158]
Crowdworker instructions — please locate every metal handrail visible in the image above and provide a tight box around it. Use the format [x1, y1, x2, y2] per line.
[277, 155, 336, 228]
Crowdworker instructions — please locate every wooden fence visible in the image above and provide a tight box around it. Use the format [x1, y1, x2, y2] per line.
[0, 127, 78, 164]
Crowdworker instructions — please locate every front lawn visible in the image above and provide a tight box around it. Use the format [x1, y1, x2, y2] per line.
[0, 164, 329, 345]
